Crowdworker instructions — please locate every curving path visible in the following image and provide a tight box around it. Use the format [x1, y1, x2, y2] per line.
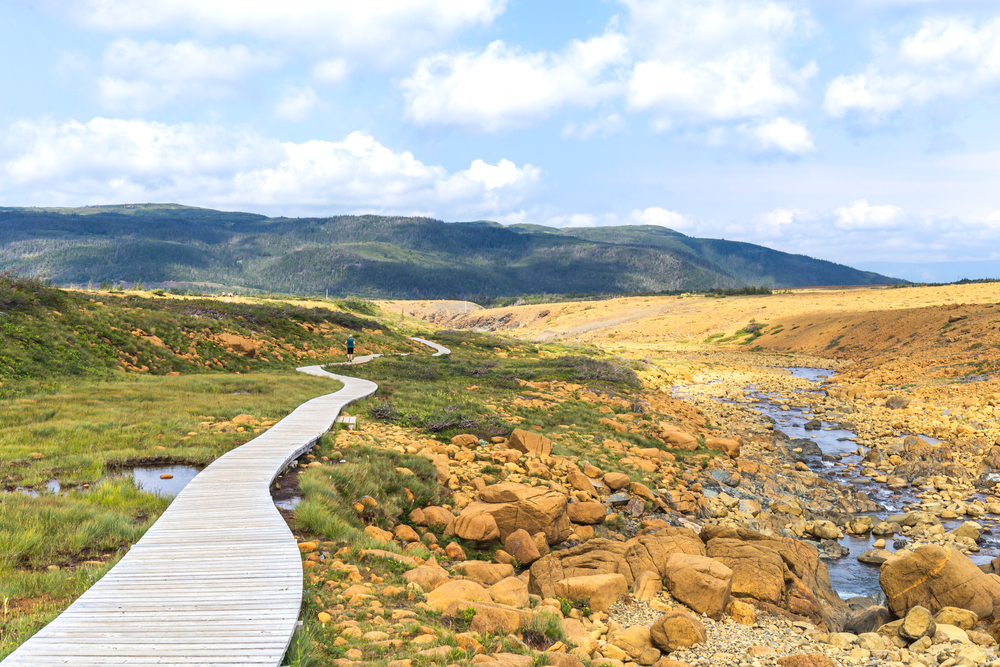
[2, 338, 449, 667]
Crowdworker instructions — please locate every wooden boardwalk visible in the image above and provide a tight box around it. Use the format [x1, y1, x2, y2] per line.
[2, 339, 449, 667]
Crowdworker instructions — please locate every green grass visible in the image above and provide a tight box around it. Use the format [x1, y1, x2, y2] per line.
[0, 273, 423, 397]
[294, 441, 442, 540]
[0, 372, 340, 488]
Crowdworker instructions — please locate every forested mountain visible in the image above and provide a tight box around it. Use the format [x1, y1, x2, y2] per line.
[0, 204, 901, 297]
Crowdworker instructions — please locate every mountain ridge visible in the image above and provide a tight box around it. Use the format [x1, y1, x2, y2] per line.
[0, 204, 903, 297]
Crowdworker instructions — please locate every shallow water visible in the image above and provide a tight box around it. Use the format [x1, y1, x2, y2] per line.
[128, 465, 201, 497]
[753, 368, 1000, 597]
[274, 496, 302, 511]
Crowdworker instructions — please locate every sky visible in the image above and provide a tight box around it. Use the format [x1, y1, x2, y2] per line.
[2, 0, 1000, 269]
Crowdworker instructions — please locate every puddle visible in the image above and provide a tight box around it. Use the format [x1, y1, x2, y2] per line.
[274, 496, 302, 511]
[127, 465, 201, 497]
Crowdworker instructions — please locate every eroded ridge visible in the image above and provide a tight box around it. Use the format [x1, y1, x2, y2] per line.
[2, 340, 449, 667]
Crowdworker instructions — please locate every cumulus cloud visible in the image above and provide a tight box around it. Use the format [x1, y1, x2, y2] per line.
[98, 38, 278, 110]
[402, 34, 628, 132]
[628, 207, 694, 231]
[739, 117, 815, 155]
[275, 87, 322, 121]
[0, 118, 539, 217]
[834, 199, 906, 230]
[401, 0, 815, 137]
[46, 0, 507, 66]
[623, 0, 816, 124]
[823, 15, 1000, 122]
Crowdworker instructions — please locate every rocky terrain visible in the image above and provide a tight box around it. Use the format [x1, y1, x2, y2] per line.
[284, 346, 1000, 667]
[274, 285, 1000, 667]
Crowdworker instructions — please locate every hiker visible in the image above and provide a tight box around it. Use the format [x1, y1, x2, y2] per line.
[346, 334, 355, 362]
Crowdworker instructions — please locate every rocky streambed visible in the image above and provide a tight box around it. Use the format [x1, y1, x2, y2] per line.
[678, 363, 1000, 602]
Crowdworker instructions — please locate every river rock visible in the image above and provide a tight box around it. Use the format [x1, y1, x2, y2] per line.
[879, 544, 1000, 618]
[776, 655, 837, 667]
[650, 611, 707, 652]
[934, 606, 978, 630]
[663, 553, 732, 620]
[807, 520, 841, 540]
[858, 548, 893, 565]
[899, 605, 935, 641]
[844, 606, 893, 634]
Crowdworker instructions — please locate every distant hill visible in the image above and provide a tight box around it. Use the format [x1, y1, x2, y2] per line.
[0, 204, 902, 298]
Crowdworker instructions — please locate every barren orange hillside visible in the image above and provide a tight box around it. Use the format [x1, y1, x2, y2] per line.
[417, 283, 1000, 348]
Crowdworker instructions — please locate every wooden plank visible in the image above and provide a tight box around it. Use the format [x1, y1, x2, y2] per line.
[0, 340, 449, 667]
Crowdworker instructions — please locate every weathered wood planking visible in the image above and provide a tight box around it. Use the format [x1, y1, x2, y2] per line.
[2, 339, 449, 667]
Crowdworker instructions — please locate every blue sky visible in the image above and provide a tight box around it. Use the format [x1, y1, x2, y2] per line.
[2, 0, 1000, 269]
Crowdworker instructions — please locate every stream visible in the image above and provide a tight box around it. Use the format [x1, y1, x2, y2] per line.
[742, 367, 1000, 599]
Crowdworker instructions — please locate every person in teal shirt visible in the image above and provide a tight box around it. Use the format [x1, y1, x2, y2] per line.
[346, 335, 355, 362]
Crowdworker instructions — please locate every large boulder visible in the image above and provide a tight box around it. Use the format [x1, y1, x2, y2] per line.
[663, 553, 732, 620]
[554, 573, 628, 613]
[447, 512, 501, 546]
[464, 482, 572, 545]
[529, 538, 629, 599]
[617, 527, 706, 587]
[899, 605, 935, 641]
[705, 437, 741, 458]
[504, 528, 542, 566]
[706, 538, 784, 605]
[443, 599, 534, 634]
[879, 544, 1000, 619]
[452, 561, 515, 586]
[489, 577, 530, 607]
[508, 429, 552, 457]
[702, 525, 845, 630]
[567, 501, 607, 524]
[426, 580, 492, 611]
[650, 611, 707, 653]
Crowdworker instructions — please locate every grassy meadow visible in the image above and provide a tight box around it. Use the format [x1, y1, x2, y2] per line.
[0, 274, 419, 658]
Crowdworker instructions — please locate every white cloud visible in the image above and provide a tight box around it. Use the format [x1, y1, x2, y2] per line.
[752, 207, 807, 236]
[402, 34, 628, 132]
[823, 16, 1000, 122]
[623, 0, 816, 123]
[561, 113, 624, 140]
[739, 117, 815, 155]
[0, 117, 539, 217]
[834, 199, 906, 230]
[47, 0, 507, 66]
[275, 87, 322, 121]
[628, 206, 693, 231]
[312, 59, 350, 85]
[98, 39, 278, 110]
